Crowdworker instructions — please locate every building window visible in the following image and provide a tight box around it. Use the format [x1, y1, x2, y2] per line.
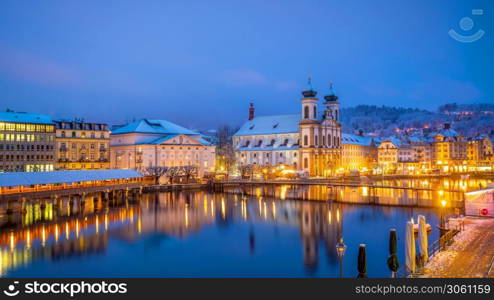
[61, 131, 66, 137]
[304, 157, 308, 168]
[304, 106, 309, 119]
[72, 132, 76, 138]
[313, 106, 317, 119]
[304, 135, 308, 146]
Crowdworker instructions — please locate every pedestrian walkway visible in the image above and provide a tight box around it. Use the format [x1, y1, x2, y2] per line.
[421, 217, 494, 278]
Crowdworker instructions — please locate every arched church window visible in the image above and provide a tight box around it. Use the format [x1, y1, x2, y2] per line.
[304, 106, 309, 119]
[304, 135, 308, 146]
[313, 106, 317, 119]
[328, 134, 332, 146]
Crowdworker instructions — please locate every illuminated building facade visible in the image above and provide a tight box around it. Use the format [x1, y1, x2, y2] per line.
[431, 124, 468, 173]
[377, 139, 420, 174]
[233, 83, 342, 177]
[467, 134, 494, 171]
[110, 119, 216, 177]
[341, 133, 378, 173]
[0, 111, 55, 172]
[54, 120, 110, 170]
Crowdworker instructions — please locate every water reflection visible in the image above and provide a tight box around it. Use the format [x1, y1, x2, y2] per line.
[0, 189, 443, 277]
[224, 177, 493, 208]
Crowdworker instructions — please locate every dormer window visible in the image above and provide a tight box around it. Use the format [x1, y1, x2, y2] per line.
[273, 123, 279, 129]
[256, 140, 262, 147]
[268, 139, 275, 146]
[244, 140, 250, 147]
[249, 125, 255, 130]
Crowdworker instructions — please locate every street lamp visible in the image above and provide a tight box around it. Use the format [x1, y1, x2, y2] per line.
[440, 199, 447, 230]
[335, 236, 347, 278]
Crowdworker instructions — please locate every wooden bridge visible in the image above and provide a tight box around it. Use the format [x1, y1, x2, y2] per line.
[210, 179, 465, 193]
[209, 179, 466, 208]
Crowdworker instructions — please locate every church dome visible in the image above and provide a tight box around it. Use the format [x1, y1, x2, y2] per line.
[302, 90, 317, 97]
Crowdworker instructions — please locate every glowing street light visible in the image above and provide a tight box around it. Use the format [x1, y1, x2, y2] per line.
[335, 237, 347, 278]
[440, 199, 447, 230]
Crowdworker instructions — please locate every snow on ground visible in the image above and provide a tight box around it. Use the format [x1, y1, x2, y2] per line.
[421, 217, 494, 278]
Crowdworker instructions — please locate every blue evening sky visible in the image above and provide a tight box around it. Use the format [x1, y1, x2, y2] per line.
[0, 0, 492, 129]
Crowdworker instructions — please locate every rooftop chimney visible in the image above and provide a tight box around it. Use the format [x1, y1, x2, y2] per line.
[248, 103, 255, 120]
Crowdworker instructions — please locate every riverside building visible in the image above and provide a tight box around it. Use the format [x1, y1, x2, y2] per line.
[54, 120, 111, 170]
[0, 111, 55, 172]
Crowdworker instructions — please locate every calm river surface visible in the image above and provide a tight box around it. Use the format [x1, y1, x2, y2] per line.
[0, 178, 491, 277]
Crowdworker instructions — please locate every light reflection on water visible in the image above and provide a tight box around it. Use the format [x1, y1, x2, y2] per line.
[0, 179, 492, 277]
[0, 177, 491, 277]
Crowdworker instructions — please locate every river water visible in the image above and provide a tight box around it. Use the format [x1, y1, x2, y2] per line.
[0, 178, 491, 277]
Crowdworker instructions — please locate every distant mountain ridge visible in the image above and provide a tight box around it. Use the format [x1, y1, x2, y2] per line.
[340, 103, 494, 138]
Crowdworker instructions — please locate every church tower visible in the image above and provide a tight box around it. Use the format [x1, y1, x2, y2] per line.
[320, 82, 342, 176]
[299, 77, 320, 175]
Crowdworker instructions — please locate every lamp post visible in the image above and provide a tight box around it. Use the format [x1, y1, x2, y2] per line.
[335, 237, 347, 278]
[440, 199, 447, 229]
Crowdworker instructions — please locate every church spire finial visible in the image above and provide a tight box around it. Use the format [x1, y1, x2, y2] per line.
[324, 81, 339, 102]
[302, 74, 317, 97]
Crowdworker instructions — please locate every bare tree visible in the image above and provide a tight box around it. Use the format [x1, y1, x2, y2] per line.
[140, 166, 168, 184]
[166, 166, 181, 184]
[238, 165, 253, 179]
[214, 125, 239, 176]
[182, 165, 198, 183]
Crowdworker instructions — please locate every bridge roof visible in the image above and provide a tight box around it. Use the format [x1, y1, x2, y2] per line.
[0, 169, 142, 188]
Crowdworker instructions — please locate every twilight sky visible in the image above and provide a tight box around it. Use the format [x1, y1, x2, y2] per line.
[0, 0, 493, 130]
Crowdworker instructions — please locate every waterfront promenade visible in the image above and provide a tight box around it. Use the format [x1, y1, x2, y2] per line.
[422, 217, 494, 278]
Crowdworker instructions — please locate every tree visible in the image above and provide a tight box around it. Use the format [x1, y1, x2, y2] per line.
[214, 125, 239, 176]
[238, 165, 253, 179]
[140, 166, 168, 184]
[182, 165, 198, 183]
[166, 166, 181, 184]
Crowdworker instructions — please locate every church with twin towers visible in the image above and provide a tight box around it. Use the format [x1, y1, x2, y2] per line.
[233, 80, 343, 177]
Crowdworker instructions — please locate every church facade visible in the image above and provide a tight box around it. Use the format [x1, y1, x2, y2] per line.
[233, 85, 343, 177]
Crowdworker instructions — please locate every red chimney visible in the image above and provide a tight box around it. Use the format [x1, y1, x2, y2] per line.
[248, 103, 255, 120]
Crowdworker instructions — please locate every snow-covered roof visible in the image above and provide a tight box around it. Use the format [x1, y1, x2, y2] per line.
[0, 111, 53, 124]
[408, 135, 431, 143]
[234, 114, 300, 136]
[434, 128, 459, 138]
[342, 133, 376, 146]
[0, 169, 142, 188]
[238, 146, 299, 151]
[379, 137, 406, 148]
[111, 119, 199, 136]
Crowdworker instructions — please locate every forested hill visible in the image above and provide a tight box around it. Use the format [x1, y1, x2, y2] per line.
[340, 103, 494, 137]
